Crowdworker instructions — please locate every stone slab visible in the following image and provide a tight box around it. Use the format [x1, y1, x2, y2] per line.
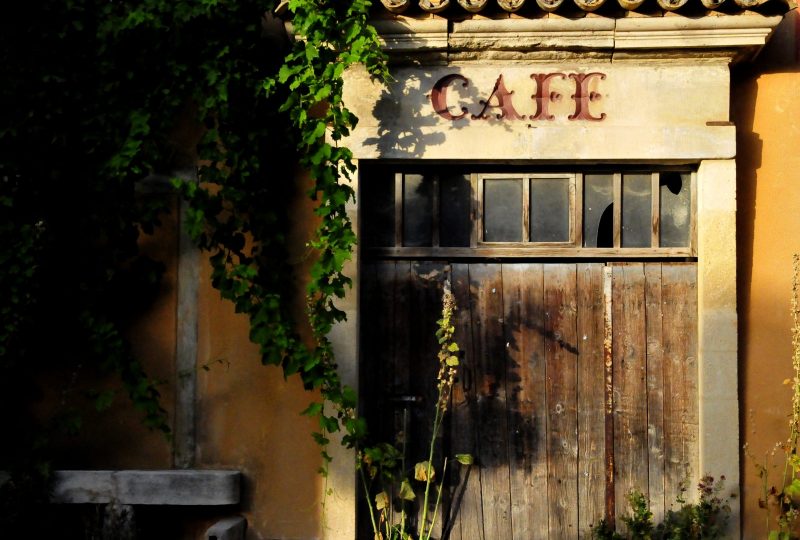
[50, 470, 240, 506]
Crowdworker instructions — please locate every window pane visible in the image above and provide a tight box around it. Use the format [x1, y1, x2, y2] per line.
[530, 177, 570, 242]
[622, 174, 651, 248]
[403, 174, 434, 247]
[483, 178, 522, 242]
[440, 173, 471, 247]
[361, 170, 395, 247]
[583, 174, 613, 248]
[660, 172, 691, 248]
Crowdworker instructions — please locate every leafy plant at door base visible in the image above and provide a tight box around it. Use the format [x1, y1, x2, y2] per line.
[591, 475, 730, 539]
[358, 281, 472, 540]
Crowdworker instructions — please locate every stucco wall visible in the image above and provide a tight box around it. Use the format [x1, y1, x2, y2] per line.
[194, 170, 323, 540]
[735, 10, 800, 538]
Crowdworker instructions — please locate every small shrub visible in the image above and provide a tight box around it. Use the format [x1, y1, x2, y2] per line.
[592, 476, 730, 540]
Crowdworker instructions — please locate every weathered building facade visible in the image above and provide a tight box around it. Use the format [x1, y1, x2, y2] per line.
[49, 2, 800, 539]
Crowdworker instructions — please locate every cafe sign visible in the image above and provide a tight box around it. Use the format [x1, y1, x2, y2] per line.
[430, 72, 607, 122]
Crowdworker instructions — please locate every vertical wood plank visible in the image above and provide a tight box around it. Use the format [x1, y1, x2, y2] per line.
[662, 263, 699, 511]
[576, 263, 606, 537]
[471, 263, 513, 540]
[359, 261, 402, 539]
[447, 263, 485, 540]
[387, 261, 409, 534]
[503, 263, 549, 540]
[645, 263, 666, 523]
[394, 261, 413, 411]
[545, 264, 579, 539]
[603, 266, 615, 526]
[612, 263, 649, 528]
[357, 261, 378, 540]
[612, 174, 622, 249]
[360, 262, 401, 441]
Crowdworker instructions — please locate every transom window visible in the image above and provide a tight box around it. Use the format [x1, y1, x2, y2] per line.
[360, 165, 695, 258]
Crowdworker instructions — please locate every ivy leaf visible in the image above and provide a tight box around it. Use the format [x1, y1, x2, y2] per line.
[94, 390, 116, 412]
[301, 402, 323, 417]
[455, 453, 474, 466]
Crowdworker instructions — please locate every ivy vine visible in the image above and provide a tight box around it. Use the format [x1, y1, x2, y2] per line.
[178, 0, 388, 465]
[1, 0, 387, 532]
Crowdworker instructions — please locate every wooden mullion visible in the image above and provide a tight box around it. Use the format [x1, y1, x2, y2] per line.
[522, 175, 531, 243]
[476, 175, 485, 244]
[651, 172, 660, 249]
[470, 173, 479, 248]
[690, 171, 698, 257]
[432, 175, 440, 248]
[394, 172, 403, 248]
[613, 173, 622, 249]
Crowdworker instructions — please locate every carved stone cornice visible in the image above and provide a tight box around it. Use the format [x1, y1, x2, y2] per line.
[377, 0, 794, 13]
[374, 13, 785, 63]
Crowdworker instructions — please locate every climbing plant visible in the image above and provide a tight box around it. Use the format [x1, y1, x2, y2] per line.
[0, 0, 387, 532]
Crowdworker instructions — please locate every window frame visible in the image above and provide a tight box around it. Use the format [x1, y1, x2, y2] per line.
[363, 168, 696, 259]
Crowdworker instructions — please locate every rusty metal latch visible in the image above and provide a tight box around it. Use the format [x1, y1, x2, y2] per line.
[388, 394, 423, 404]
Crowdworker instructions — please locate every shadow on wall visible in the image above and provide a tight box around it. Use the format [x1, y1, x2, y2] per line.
[362, 67, 517, 159]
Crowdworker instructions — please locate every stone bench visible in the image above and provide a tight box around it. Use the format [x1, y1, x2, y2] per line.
[50, 470, 244, 539]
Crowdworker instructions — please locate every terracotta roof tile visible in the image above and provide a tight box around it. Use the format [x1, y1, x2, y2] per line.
[375, 0, 794, 15]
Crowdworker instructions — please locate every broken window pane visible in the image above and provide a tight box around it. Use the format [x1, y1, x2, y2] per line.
[361, 170, 395, 247]
[483, 178, 522, 242]
[530, 177, 570, 242]
[583, 174, 613, 248]
[403, 174, 434, 247]
[440, 173, 471, 247]
[622, 173, 651, 248]
[660, 172, 691, 248]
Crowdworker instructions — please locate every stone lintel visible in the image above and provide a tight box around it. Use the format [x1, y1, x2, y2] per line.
[50, 470, 241, 506]
[345, 125, 736, 161]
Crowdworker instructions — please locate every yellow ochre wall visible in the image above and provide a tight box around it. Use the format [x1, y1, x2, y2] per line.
[193, 169, 323, 539]
[735, 10, 800, 538]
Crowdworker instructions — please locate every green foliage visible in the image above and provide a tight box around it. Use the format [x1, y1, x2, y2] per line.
[173, 0, 388, 472]
[1, 0, 388, 532]
[1, 0, 183, 479]
[591, 476, 731, 540]
[624, 490, 655, 539]
[358, 283, 471, 540]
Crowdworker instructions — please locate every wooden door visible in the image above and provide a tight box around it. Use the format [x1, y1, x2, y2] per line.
[360, 260, 698, 540]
